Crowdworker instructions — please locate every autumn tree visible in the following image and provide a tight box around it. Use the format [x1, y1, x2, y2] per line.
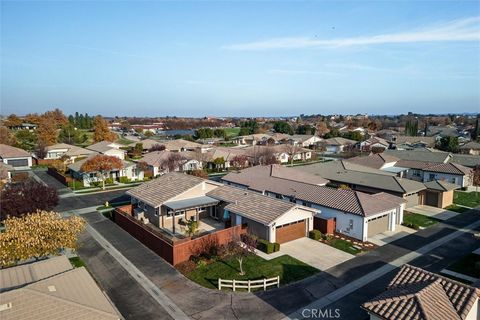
[316, 121, 330, 137]
[230, 154, 249, 169]
[36, 117, 58, 145]
[188, 169, 208, 179]
[161, 152, 185, 172]
[43, 108, 68, 128]
[80, 155, 123, 190]
[4, 114, 22, 127]
[0, 126, 17, 145]
[0, 179, 59, 220]
[0, 211, 86, 266]
[93, 115, 117, 142]
[227, 233, 257, 275]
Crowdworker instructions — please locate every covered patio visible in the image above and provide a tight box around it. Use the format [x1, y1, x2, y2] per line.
[161, 196, 222, 235]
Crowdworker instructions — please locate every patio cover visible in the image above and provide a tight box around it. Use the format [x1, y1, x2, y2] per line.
[381, 166, 409, 174]
[164, 196, 219, 212]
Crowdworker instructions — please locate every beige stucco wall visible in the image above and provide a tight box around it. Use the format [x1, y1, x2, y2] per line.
[440, 190, 454, 208]
[169, 181, 220, 202]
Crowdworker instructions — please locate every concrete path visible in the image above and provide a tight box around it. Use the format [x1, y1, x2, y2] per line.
[85, 222, 190, 320]
[407, 204, 460, 221]
[369, 225, 416, 246]
[278, 238, 354, 271]
[285, 218, 480, 319]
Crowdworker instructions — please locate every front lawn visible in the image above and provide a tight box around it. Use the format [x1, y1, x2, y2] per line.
[224, 127, 241, 138]
[69, 257, 86, 268]
[185, 255, 318, 290]
[445, 204, 470, 213]
[454, 191, 480, 208]
[325, 238, 362, 255]
[447, 253, 480, 278]
[402, 212, 438, 229]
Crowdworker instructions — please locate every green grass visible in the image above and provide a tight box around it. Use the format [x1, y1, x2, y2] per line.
[326, 238, 362, 255]
[69, 257, 86, 268]
[115, 135, 135, 146]
[454, 191, 480, 208]
[186, 255, 318, 290]
[224, 127, 241, 138]
[447, 253, 480, 278]
[445, 204, 470, 213]
[402, 212, 438, 229]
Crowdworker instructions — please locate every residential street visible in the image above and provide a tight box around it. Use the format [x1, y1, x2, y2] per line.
[42, 169, 480, 320]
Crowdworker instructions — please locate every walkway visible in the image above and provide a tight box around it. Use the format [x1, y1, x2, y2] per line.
[407, 204, 460, 220]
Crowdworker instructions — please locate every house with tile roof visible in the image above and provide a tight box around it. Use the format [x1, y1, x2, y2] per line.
[0, 144, 33, 170]
[460, 141, 480, 155]
[68, 155, 144, 187]
[86, 141, 126, 160]
[362, 264, 479, 320]
[44, 143, 96, 162]
[321, 137, 357, 153]
[138, 150, 202, 176]
[222, 165, 406, 241]
[0, 255, 122, 320]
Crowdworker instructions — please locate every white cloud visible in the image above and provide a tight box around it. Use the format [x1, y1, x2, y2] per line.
[223, 17, 480, 50]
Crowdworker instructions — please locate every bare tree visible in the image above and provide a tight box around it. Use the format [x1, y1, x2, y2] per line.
[284, 144, 301, 165]
[227, 233, 257, 275]
[255, 147, 278, 165]
[162, 152, 186, 172]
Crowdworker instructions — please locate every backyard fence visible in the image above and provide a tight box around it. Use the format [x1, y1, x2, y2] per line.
[218, 276, 280, 292]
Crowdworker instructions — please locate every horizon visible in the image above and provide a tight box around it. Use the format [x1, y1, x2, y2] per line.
[1, 1, 479, 116]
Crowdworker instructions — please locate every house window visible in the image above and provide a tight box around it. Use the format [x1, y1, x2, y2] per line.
[155, 207, 159, 216]
[429, 174, 435, 181]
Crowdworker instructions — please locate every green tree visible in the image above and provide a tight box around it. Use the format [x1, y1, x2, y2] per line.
[273, 121, 294, 134]
[58, 124, 81, 144]
[240, 120, 259, 135]
[296, 124, 316, 135]
[438, 136, 459, 153]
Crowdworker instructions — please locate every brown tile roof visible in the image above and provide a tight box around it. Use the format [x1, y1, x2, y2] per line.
[126, 172, 209, 207]
[395, 159, 436, 170]
[223, 165, 328, 187]
[46, 143, 95, 157]
[362, 264, 480, 320]
[1, 268, 120, 320]
[1, 256, 73, 292]
[460, 141, 480, 150]
[0, 144, 31, 158]
[347, 153, 399, 169]
[424, 180, 460, 191]
[86, 141, 123, 153]
[323, 137, 357, 146]
[424, 162, 472, 176]
[223, 165, 403, 217]
[206, 185, 315, 225]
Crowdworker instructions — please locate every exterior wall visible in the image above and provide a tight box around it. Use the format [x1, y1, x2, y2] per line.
[422, 171, 465, 187]
[325, 145, 341, 153]
[313, 217, 336, 234]
[465, 298, 478, 320]
[311, 204, 365, 241]
[122, 165, 144, 181]
[440, 190, 454, 208]
[230, 212, 269, 241]
[182, 159, 202, 171]
[364, 208, 398, 240]
[45, 148, 69, 159]
[104, 149, 126, 160]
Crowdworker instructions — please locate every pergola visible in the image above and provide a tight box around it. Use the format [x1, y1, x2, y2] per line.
[163, 196, 219, 234]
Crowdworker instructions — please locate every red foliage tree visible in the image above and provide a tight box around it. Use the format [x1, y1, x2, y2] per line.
[80, 155, 123, 190]
[0, 179, 59, 220]
[149, 144, 166, 152]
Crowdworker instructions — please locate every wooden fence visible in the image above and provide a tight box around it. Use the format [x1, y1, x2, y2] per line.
[218, 276, 280, 292]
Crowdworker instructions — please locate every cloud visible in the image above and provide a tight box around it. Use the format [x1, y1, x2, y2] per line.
[223, 16, 480, 50]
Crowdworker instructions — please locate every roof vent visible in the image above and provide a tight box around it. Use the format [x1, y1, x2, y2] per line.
[235, 200, 238, 205]
[0, 303, 12, 312]
[48, 285, 56, 292]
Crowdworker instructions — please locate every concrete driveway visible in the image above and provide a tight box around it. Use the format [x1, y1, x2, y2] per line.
[369, 225, 417, 246]
[277, 238, 354, 271]
[407, 205, 460, 221]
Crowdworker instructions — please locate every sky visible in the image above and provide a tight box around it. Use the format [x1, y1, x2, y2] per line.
[1, 1, 480, 117]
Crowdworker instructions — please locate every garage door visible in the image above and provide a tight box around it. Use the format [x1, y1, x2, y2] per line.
[6, 158, 28, 167]
[425, 191, 439, 207]
[276, 220, 306, 244]
[405, 193, 419, 208]
[367, 214, 389, 237]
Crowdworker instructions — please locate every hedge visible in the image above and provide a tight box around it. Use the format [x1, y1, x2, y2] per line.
[257, 239, 275, 254]
[309, 230, 322, 240]
[273, 242, 280, 252]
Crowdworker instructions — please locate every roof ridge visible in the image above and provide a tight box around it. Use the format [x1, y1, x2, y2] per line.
[352, 191, 366, 216]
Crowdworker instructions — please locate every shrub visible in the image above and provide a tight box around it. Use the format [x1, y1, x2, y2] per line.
[197, 260, 207, 268]
[403, 222, 419, 230]
[119, 176, 130, 184]
[309, 229, 322, 240]
[176, 260, 196, 275]
[68, 180, 84, 189]
[191, 235, 221, 260]
[273, 242, 280, 252]
[323, 234, 333, 242]
[257, 239, 274, 254]
[105, 177, 114, 185]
